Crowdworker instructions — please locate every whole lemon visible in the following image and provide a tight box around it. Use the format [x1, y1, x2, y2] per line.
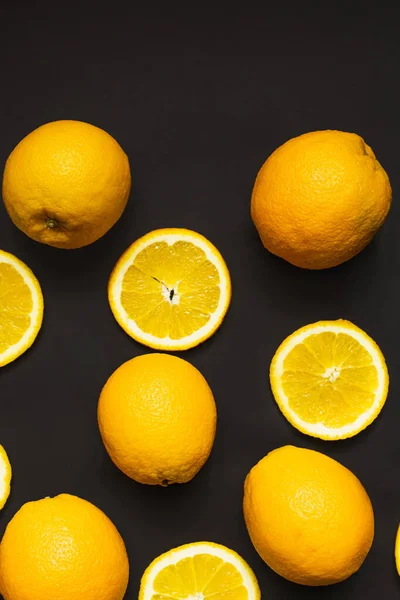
[251, 130, 391, 269]
[0, 494, 129, 600]
[98, 353, 216, 485]
[243, 446, 374, 586]
[2, 120, 131, 248]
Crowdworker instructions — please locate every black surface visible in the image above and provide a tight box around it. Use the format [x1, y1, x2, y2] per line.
[0, 5, 399, 599]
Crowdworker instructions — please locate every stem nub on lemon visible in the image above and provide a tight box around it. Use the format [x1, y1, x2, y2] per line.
[108, 228, 231, 350]
[0, 250, 43, 367]
[270, 319, 389, 440]
[243, 446, 374, 586]
[251, 130, 392, 269]
[98, 353, 216, 485]
[0, 494, 129, 600]
[139, 542, 260, 599]
[2, 120, 131, 249]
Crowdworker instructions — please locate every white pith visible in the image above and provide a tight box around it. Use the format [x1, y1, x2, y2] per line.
[323, 366, 341, 383]
[161, 282, 180, 305]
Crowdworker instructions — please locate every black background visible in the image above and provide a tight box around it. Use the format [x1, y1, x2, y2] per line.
[0, 5, 399, 599]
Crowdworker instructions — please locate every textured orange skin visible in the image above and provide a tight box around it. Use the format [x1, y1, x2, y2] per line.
[243, 446, 374, 586]
[98, 353, 217, 485]
[251, 130, 392, 269]
[2, 120, 131, 249]
[0, 494, 129, 600]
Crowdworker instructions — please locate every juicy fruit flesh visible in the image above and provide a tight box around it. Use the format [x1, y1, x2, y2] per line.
[121, 240, 220, 339]
[151, 554, 248, 599]
[281, 331, 379, 428]
[0, 262, 33, 353]
[0, 447, 11, 510]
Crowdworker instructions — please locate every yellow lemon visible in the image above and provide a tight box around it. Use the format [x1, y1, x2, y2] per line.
[98, 353, 216, 485]
[0, 494, 129, 600]
[0, 446, 12, 510]
[243, 446, 374, 586]
[251, 130, 391, 269]
[139, 542, 260, 599]
[0, 250, 43, 367]
[395, 525, 400, 575]
[270, 319, 389, 440]
[3, 120, 131, 249]
[108, 228, 231, 350]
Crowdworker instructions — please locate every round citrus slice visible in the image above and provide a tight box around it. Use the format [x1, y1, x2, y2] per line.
[0, 445, 12, 509]
[395, 525, 400, 575]
[270, 319, 389, 440]
[139, 541, 260, 600]
[0, 250, 44, 367]
[108, 228, 231, 350]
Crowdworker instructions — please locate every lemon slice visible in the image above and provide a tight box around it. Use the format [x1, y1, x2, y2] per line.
[108, 229, 231, 350]
[0, 250, 44, 367]
[395, 525, 400, 575]
[0, 445, 12, 509]
[270, 319, 389, 440]
[139, 542, 260, 600]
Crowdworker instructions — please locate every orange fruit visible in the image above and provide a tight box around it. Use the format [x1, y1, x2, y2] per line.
[0, 445, 12, 510]
[2, 120, 131, 248]
[139, 542, 260, 599]
[0, 250, 43, 367]
[269, 319, 389, 440]
[98, 353, 216, 485]
[395, 525, 400, 575]
[243, 446, 374, 586]
[251, 130, 391, 269]
[0, 494, 129, 600]
[108, 228, 231, 350]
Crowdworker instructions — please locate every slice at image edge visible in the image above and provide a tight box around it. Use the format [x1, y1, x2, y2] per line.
[139, 541, 261, 600]
[0, 250, 44, 367]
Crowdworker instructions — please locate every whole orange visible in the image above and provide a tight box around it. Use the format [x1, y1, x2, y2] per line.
[251, 130, 391, 269]
[0, 494, 129, 600]
[2, 120, 131, 248]
[98, 353, 216, 485]
[243, 445, 374, 586]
